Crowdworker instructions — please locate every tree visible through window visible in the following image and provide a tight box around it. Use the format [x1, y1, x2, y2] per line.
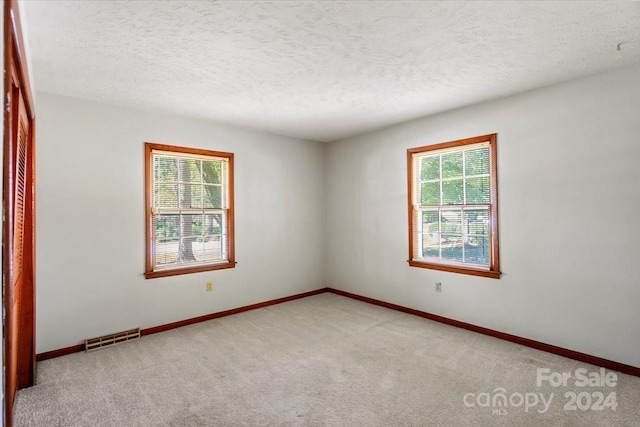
[407, 134, 500, 278]
[145, 143, 235, 278]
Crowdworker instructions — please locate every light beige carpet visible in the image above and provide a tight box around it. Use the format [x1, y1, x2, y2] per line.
[15, 293, 640, 426]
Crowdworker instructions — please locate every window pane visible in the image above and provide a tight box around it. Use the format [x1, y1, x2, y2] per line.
[155, 156, 178, 183]
[202, 160, 222, 184]
[155, 214, 179, 241]
[440, 237, 463, 262]
[465, 147, 490, 176]
[464, 209, 490, 266]
[204, 213, 223, 235]
[421, 182, 440, 206]
[180, 213, 202, 262]
[442, 179, 463, 204]
[179, 158, 201, 183]
[155, 183, 179, 208]
[155, 239, 179, 266]
[441, 152, 463, 178]
[203, 213, 224, 261]
[182, 213, 203, 239]
[203, 185, 222, 208]
[179, 183, 203, 208]
[465, 176, 490, 204]
[440, 210, 462, 238]
[190, 240, 205, 262]
[465, 208, 489, 236]
[420, 156, 439, 180]
[204, 236, 226, 261]
[465, 235, 489, 265]
[421, 210, 439, 228]
[422, 235, 439, 258]
[421, 209, 440, 258]
[155, 214, 179, 266]
[440, 209, 463, 261]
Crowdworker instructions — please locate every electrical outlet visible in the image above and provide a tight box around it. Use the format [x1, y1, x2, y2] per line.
[435, 282, 442, 293]
[206, 282, 213, 292]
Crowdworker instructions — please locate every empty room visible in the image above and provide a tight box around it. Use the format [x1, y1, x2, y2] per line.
[3, 0, 640, 426]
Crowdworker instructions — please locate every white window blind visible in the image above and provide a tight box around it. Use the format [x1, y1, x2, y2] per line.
[151, 150, 229, 270]
[412, 142, 492, 268]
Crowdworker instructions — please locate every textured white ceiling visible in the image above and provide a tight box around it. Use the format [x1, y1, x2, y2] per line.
[23, 1, 640, 142]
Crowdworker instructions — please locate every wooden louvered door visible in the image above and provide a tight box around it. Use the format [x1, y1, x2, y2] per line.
[4, 0, 37, 425]
[8, 69, 35, 384]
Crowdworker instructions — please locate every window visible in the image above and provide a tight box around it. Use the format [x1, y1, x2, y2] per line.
[407, 134, 500, 278]
[145, 143, 236, 278]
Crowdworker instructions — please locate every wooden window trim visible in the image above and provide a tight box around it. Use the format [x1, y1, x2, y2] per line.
[407, 133, 500, 279]
[145, 142, 236, 279]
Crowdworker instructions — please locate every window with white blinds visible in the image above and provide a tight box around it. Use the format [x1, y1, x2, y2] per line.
[145, 143, 236, 279]
[407, 134, 500, 278]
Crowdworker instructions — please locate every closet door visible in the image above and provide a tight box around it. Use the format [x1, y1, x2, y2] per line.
[10, 71, 35, 390]
[4, 1, 37, 425]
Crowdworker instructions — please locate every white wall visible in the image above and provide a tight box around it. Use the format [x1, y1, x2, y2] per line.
[326, 63, 640, 368]
[36, 92, 326, 353]
[36, 63, 640, 368]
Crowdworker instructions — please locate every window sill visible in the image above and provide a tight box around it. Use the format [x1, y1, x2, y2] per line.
[408, 260, 501, 279]
[145, 261, 237, 279]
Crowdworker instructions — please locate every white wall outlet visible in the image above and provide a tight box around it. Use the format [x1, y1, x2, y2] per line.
[435, 282, 442, 293]
[206, 282, 213, 292]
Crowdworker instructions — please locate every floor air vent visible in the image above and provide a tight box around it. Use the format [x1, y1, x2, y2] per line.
[85, 328, 141, 351]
